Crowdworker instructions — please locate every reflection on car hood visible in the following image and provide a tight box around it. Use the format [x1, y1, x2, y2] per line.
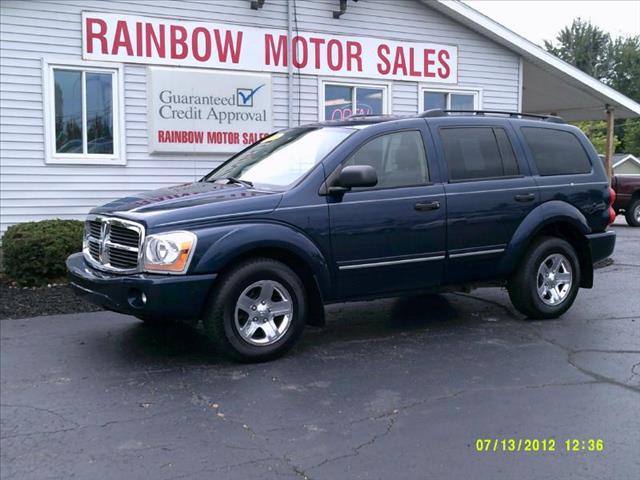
[93, 181, 276, 213]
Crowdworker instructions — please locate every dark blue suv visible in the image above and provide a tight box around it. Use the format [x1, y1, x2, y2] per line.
[67, 110, 617, 361]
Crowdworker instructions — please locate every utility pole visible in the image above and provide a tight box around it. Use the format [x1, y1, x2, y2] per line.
[605, 105, 615, 183]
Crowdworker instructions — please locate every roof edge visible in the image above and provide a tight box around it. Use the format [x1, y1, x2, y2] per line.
[613, 154, 640, 168]
[425, 0, 640, 117]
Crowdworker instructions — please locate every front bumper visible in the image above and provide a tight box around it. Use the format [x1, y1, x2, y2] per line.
[66, 253, 217, 320]
[586, 229, 616, 264]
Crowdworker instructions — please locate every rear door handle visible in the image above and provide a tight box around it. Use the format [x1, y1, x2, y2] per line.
[514, 193, 536, 202]
[415, 200, 441, 211]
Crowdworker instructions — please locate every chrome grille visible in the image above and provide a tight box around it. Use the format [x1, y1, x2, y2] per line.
[83, 216, 144, 273]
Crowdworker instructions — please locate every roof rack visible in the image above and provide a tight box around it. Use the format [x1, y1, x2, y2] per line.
[419, 109, 565, 123]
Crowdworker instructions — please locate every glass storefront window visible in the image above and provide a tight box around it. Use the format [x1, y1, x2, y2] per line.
[323, 83, 386, 120]
[422, 89, 478, 112]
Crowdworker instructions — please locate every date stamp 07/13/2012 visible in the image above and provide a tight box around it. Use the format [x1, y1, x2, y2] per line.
[474, 438, 605, 453]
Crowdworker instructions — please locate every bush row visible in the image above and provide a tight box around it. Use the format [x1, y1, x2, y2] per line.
[3, 220, 84, 286]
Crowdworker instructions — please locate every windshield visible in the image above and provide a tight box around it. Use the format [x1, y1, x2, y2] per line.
[204, 127, 354, 190]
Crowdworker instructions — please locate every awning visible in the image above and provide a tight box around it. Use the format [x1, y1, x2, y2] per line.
[427, 0, 640, 121]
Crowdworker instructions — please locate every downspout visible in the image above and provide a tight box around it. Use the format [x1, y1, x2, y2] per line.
[287, 0, 293, 128]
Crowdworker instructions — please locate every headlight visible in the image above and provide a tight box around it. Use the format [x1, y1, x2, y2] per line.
[143, 231, 197, 274]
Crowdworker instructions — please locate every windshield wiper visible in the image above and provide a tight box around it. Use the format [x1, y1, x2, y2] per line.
[207, 177, 254, 188]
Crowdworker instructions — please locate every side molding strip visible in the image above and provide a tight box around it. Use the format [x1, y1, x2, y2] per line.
[339, 255, 445, 271]
[449, 248, 505, 259]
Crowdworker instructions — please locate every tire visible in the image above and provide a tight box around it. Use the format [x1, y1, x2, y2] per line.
[203, 258, 307, 362]
[507, 236, 580, 320]
[625, 199, 640, 227]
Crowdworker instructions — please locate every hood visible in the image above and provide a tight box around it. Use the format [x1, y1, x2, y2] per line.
[91, 181, 282, 228]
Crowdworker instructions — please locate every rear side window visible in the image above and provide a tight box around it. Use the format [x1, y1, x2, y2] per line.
[521, 127, 592, 176]
[440, 127, 520, 181]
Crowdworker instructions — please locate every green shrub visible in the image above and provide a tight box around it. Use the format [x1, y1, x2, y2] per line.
[3, 219, 84, 286]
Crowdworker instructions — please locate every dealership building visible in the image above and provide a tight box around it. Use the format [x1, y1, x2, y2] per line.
[1, 0, 639, 233]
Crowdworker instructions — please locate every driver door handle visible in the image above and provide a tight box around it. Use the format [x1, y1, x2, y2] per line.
[415, 200, 441, 211]
[514, 193, 536, 202]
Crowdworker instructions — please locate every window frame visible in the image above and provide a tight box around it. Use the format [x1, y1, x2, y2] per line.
[439, 125, 524, 184]
[337, 128, 431, 193]
[43, 58, 125, 165]
[319, 78, 391, 121]
[519, 126, 594, 177]
[419, 86, 481, 113]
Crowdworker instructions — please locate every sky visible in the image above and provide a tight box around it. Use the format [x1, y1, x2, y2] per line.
[462, 1, 640, 47]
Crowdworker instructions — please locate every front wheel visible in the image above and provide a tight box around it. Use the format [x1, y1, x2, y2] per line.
[203, 258, 307, 362]
[625, 199, 640, 227]
[507, 237, 580, 319]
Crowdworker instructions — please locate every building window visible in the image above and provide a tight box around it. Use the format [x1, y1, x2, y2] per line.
[322, 82, 388, 121]
[422, 88, 479, 112]
[45, 62, 123, 164]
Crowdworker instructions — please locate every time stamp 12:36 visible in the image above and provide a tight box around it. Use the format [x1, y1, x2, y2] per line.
[475, 438, 605, 453]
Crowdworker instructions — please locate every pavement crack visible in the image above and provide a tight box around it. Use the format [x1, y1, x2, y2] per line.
[451, 292, 640, 394]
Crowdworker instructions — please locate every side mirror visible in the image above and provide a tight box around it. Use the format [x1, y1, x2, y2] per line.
[329, 165, 378, 193]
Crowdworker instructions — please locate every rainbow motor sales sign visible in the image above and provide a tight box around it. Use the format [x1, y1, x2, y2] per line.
[82, 12, 459, 83]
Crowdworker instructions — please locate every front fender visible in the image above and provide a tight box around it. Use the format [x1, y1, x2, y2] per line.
[498, 201, 591, 276]
[190, 222, 332, 297]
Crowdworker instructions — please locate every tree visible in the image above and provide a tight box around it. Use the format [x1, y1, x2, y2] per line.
[609, 36, 640, 103]
[546, 19, 640, 153]
[574, 121, 620, 154]
[544, 19, 611, 80]
[621, 119, 640, 155]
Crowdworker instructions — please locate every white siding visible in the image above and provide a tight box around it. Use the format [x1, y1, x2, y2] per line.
[0, 0, 520, 232]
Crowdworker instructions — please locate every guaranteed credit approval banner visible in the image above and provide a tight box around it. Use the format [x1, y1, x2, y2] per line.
[147, 67, 272, 154]
[82, 12, 458, 83]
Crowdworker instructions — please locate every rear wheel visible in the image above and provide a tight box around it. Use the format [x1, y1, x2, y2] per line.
[203, 258, 307, 362]
[625, 199, 640, 227]
[507, 237, 580, 319]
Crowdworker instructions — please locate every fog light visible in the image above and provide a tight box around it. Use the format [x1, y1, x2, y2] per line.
[127, 289, 147, 309]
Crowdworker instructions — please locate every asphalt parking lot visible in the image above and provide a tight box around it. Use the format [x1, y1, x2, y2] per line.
[1, 221, 638, 480]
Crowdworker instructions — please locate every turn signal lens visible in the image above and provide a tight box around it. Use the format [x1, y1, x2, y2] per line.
[143, 231, 197, 273]
[607, 187, 617, 225]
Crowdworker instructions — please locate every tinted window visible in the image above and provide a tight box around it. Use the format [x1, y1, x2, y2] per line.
[440, 127, 519, 181]
[522, 127, 591, 176]
[344, 130, 429, 189]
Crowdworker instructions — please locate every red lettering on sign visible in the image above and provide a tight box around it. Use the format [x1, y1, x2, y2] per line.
[438, 49, 451, 79]
[377, 44, 391, 74]
[85, 18, 108, 54]
[392, 48, 407, 76]
[309, 37, 325, 68]
[408, 47, 422, 77]
[192, 27, 211, 62]
[145, 24, 165, 58]
[159, 130, 204, 144]
[327, 39, 343, 71]
[346, 41, 362, 72]
[214, 30, 243, 64]
[135, 22, 143, 57]
[424, 48, 436, 78]
[292, 36, 308, 68]
[170, 25, 188, 59]
[112, 20, 133, 56]
[264, 33, 287, 66]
